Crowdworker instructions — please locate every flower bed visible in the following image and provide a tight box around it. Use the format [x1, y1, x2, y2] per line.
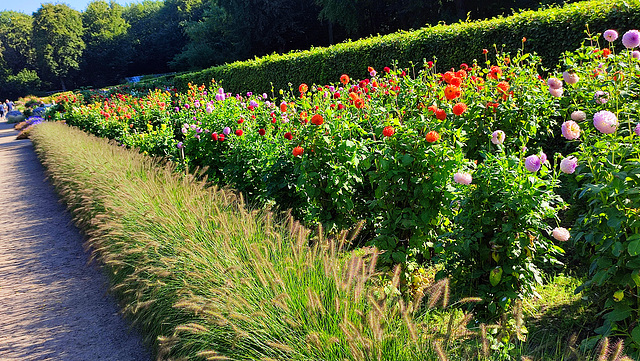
[53, 28, 640, 353]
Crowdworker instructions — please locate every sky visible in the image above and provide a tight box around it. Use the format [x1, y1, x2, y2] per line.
[0, 0, 137, 15]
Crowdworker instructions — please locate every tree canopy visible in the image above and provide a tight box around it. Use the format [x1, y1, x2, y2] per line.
[0, 0, 576, 97]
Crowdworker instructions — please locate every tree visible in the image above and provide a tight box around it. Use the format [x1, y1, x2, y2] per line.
[32, 4, 85, 91]
[0, 11, 35, 75]
[82, 0, 130, 86]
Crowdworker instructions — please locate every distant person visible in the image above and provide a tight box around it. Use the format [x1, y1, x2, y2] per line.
[0, 102, 5, 119]
[5, 99, 13, 111]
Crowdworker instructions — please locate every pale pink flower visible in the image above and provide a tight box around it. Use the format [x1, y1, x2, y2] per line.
[491, 130, 505, 145]
[604, 29, 619, 42]
[454, 172, 473, 185]
[561, 121, 581, 140]
[593, 110, 619, 134]
[635, 123, 640, 136]
[549, 87, 564, 97]
[552, 227, 570, 242]
[571, 110, 587, 121]
[547, 77, 563, 89]
[560, 156, 578, 174]
[563, 71, 579, 85]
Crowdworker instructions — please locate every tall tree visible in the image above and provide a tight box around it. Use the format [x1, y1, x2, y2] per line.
[32, 4, 85, 91]
[82, 0, 130, 86]
[0, 11, 35, 75]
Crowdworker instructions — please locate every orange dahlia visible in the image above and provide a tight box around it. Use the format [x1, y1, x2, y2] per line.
[452, 102, 467, 115]
[444, 85, 461, 100]
[311, 114, 324, 125]
[293, 146, 304, 157]
[425, 131, 441, 143]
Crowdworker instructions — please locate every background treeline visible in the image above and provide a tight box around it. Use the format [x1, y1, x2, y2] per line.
[0, 0, 575, 98]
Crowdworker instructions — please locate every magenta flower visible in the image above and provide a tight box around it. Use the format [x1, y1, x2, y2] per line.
[491, 130, 505, 145]
[622, 30, 640, 49]
[215, 93, 225, 101]
[223, 127, 231, 135]
[604, 29, 619, 42]
[593, 110, 618, 134]
[454, 172, 473, 185]
[561, 121, 581, 140]
[249, 100, 259, 107]
[635, 123, 640, 136]
[525, 155, 541, 172]
[562, 71, 579, 85]
[539, 151, 548, 164]
[205, 105, 213, 114]
[177, 142, 183, 149]
[560, 156, 578, 174]
[571, 110, 587, 121]
[552, 227, 570, 242]
[547, 77, 563, 89]
[633, 51, 640, 59]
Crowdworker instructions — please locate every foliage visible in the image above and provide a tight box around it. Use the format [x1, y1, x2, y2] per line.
[171, 0, 640, 96]
[32, 3, 85, 90]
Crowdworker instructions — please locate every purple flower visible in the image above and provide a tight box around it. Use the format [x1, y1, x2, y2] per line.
[635, 123, 640, 136]
[190, 124, 197, 130]
[453, 172, 473, 185]
[174, 107, 180, 112]
[633, 51, 640, 59]
[263, 93, 268, 99]
[181, 127, 188, 134]
[206, 105, 213, 114]
[194, 100, 201, 108]
[218, 87, 225, 94]
[561, 121, 581, 140]
[247, 92, 253, 97]
[622, 30, 640, 49]
[593, 110, 618, 134]
[249, 100, 259, 108]
[215, 93, 225, 101]
[594, 90, 608, 104]
[491, 130, 505, 145]
[604, 29, 619, 42]
[560, 156, 578, 174]
[196, 127, 203, 134]
[525, 155, 541, 172]
[177, 142, 183, 149]
[184, 104, 190, 109]
[223, 127, 231, 135]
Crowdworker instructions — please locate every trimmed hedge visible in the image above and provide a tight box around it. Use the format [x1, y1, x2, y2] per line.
[170, 0, 640, 94]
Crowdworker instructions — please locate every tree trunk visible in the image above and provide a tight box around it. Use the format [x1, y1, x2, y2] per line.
[328, 21, 334, 45]
[60, 78, 66, 91]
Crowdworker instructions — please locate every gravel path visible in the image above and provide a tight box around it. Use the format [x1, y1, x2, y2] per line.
[0, 120, 152, 361]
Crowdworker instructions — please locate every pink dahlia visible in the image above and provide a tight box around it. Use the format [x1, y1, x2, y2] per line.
[561, 121, 581, 140]
[635, 123, 640, 136]
[549, 87, 564, 97]
[491, 130, 505, 145]
[552, 227, 570, 242]
[571, 110, 587, 121]
[594, 90, 608, 104]
[593, 110, 618, 134]
[563, 71, 579, 85]
[454, 172, 473, 185]
[604, 29, 619, 42]
[560, 156, 578, 174]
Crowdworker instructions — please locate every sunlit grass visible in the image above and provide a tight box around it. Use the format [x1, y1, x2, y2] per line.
[29, 122, 635, 360]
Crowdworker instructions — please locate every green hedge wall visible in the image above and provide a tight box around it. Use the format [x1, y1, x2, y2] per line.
[170, 0, 640, 95]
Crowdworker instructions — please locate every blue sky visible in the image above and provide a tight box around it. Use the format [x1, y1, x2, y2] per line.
[0, 0, 137, 15]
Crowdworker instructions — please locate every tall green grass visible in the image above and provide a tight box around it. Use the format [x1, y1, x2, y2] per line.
[29, 122, 636, 360]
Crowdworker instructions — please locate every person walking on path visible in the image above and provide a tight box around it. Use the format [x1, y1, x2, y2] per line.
[0, 121, 151, 361]
[5, 99, 14, 111]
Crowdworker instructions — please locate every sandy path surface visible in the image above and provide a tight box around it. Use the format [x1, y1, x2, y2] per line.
[0, 120, 152, 361]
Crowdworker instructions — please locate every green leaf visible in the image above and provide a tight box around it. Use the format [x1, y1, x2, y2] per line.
[632, 325, 640, 346]
[628, 238, 640, 257]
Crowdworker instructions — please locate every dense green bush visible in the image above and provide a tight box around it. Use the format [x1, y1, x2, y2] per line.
[169, 0, 640, 96]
